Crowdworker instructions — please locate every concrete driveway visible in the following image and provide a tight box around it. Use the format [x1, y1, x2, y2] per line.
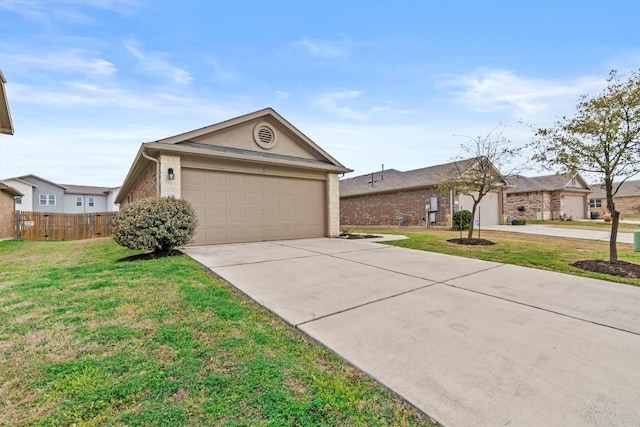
[184, 237, 640, 426]
[482, 224, 636, 244]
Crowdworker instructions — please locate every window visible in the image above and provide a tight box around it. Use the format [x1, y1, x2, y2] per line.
[39, 194, 56, 206]
[15, 197, 22, 205]
[76, 196, 83, 207]
[88, 197, 95, 207]
[589, 199, 602, 208]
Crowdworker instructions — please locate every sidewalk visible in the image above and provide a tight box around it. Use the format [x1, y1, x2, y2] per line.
[482, 224, 637, 244]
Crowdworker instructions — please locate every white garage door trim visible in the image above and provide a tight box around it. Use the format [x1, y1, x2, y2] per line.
[182, 168, 327, 245]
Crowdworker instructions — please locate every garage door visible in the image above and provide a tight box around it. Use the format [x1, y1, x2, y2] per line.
[563, 195, 586, 220]
[182, 168, 327, 245]
[458, 191, 501, 227]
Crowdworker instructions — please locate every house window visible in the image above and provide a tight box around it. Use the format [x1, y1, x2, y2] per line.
[15, 197, 22, 205]
[76, 196, 83, 207]
[589, 199, 602, 208]
[40, 194, 56, 206]
[88, 197, 95, 207]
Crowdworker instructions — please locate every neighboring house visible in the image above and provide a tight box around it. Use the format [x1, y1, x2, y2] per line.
[0, 69, 17, 239]
[116, 108, 351, 245]
[0, 175, 120, 213]
[340, 158, 508, 228]
[0, 183, 22, 240]
[589, 180, 640, 218]
[505, 174, 591, 220]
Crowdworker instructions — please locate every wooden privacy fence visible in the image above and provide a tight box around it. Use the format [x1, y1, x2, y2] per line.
[16, 211, 116, 241]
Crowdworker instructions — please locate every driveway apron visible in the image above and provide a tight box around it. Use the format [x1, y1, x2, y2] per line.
[184, 237, 640, 427]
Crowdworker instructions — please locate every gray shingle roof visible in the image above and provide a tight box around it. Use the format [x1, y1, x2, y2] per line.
[61, 184, 115, 195]
[590, 180, 640, 199]
[340, 159, 481, 197]
[506, 174, 590, 194]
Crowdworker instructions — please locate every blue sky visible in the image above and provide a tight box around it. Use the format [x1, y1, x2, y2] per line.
[0, 0, 638, 187]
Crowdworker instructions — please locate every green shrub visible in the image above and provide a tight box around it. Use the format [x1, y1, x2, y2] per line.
[113, 197, 198, 252]
[452, 210, 472, 231]
[511, 218, 527, 226]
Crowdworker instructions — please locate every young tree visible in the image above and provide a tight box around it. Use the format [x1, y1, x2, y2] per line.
[530, 70, 640, 262]
[439, 128, 520, 239]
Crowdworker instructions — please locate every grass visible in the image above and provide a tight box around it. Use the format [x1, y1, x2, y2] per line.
[0, 239, 435, 426]
[357, 227, 640, 286]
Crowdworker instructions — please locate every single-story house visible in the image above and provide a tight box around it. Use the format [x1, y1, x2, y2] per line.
[1, 175, 120, 213]
[116, 108, 351, 245]
[505, 174, 591, 220]
[0, 183, 22, 240]
[590, 179, 640, 218]
[339, 158, 508, 228]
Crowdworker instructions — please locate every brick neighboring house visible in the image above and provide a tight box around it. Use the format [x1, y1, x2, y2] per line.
[340, 158, 508, 227]
[0, 183, 22, 240]
[505, 174, 591, 221]
[0, 69, 17, 239]
[589, 180, 640, 218]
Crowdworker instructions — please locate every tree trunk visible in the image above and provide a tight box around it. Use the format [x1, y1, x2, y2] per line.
[605, 178, 618, 262]
[468, 202, 478, 239]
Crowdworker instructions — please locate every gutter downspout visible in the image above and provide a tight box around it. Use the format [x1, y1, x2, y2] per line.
[140, 149, 160, 196]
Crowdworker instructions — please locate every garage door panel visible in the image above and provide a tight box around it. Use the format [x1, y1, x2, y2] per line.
[563, 196, 585, 219]
[182, 168, 326, 244]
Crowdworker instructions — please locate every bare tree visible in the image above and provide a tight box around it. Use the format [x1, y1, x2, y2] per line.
[440, 127, 520, 239]
[530, 70, 640, 262]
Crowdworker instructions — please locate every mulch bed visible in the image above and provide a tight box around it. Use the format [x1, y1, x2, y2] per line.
[447, 238, 495, 246]
[571, 260, 640, 278]
[339, 233, 380, 239]
[117, 249, 183, 262]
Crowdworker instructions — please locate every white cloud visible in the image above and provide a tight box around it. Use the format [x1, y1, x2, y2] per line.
[294, 37, 350, 59]
[0, 0, 140, 24]
[125, 42, 193, 84]
[444, 69, 606, 121]
[1, 50, 117, 76]
[315, 90, 368, 120]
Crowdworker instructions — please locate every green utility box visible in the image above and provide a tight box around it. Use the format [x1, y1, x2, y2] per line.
[635, 230, 640, 252]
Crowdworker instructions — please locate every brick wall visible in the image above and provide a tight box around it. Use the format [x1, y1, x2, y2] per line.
[121, 165, 157, 206]
[505, 192, 544, 220]
[0, 192, 15, 239]
[340, 187, 451, 227]
[601, 196, 640, 217]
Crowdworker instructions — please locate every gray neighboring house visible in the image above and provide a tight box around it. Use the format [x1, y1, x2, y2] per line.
[0, 175, 120, 213]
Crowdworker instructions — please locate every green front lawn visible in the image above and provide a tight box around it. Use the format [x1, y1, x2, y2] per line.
[0, 239, 434, 426]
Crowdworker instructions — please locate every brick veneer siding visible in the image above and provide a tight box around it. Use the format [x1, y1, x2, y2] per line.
[600, 196, 640, 217]
[340, 187, 451, 227]
[505, 192, 551, 221]
[0, 192, 15, 239]
[121, 164, 157, 206]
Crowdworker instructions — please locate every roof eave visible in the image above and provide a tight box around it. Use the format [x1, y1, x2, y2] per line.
[145, 142, 352, 174]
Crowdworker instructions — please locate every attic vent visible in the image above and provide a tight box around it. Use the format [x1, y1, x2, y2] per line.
[253, 122, 278, 150]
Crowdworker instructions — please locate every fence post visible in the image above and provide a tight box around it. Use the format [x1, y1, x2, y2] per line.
[15, 211, 20, 240]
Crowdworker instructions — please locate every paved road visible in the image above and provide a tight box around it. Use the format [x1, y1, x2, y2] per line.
[184, 237, 640, 426]
[482, 224, 637, 244]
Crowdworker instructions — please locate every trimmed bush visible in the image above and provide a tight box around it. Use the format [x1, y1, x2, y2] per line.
[113, 197, 198, 252]
[511, 218, 526, 226]
[452, 210, 472, 231]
